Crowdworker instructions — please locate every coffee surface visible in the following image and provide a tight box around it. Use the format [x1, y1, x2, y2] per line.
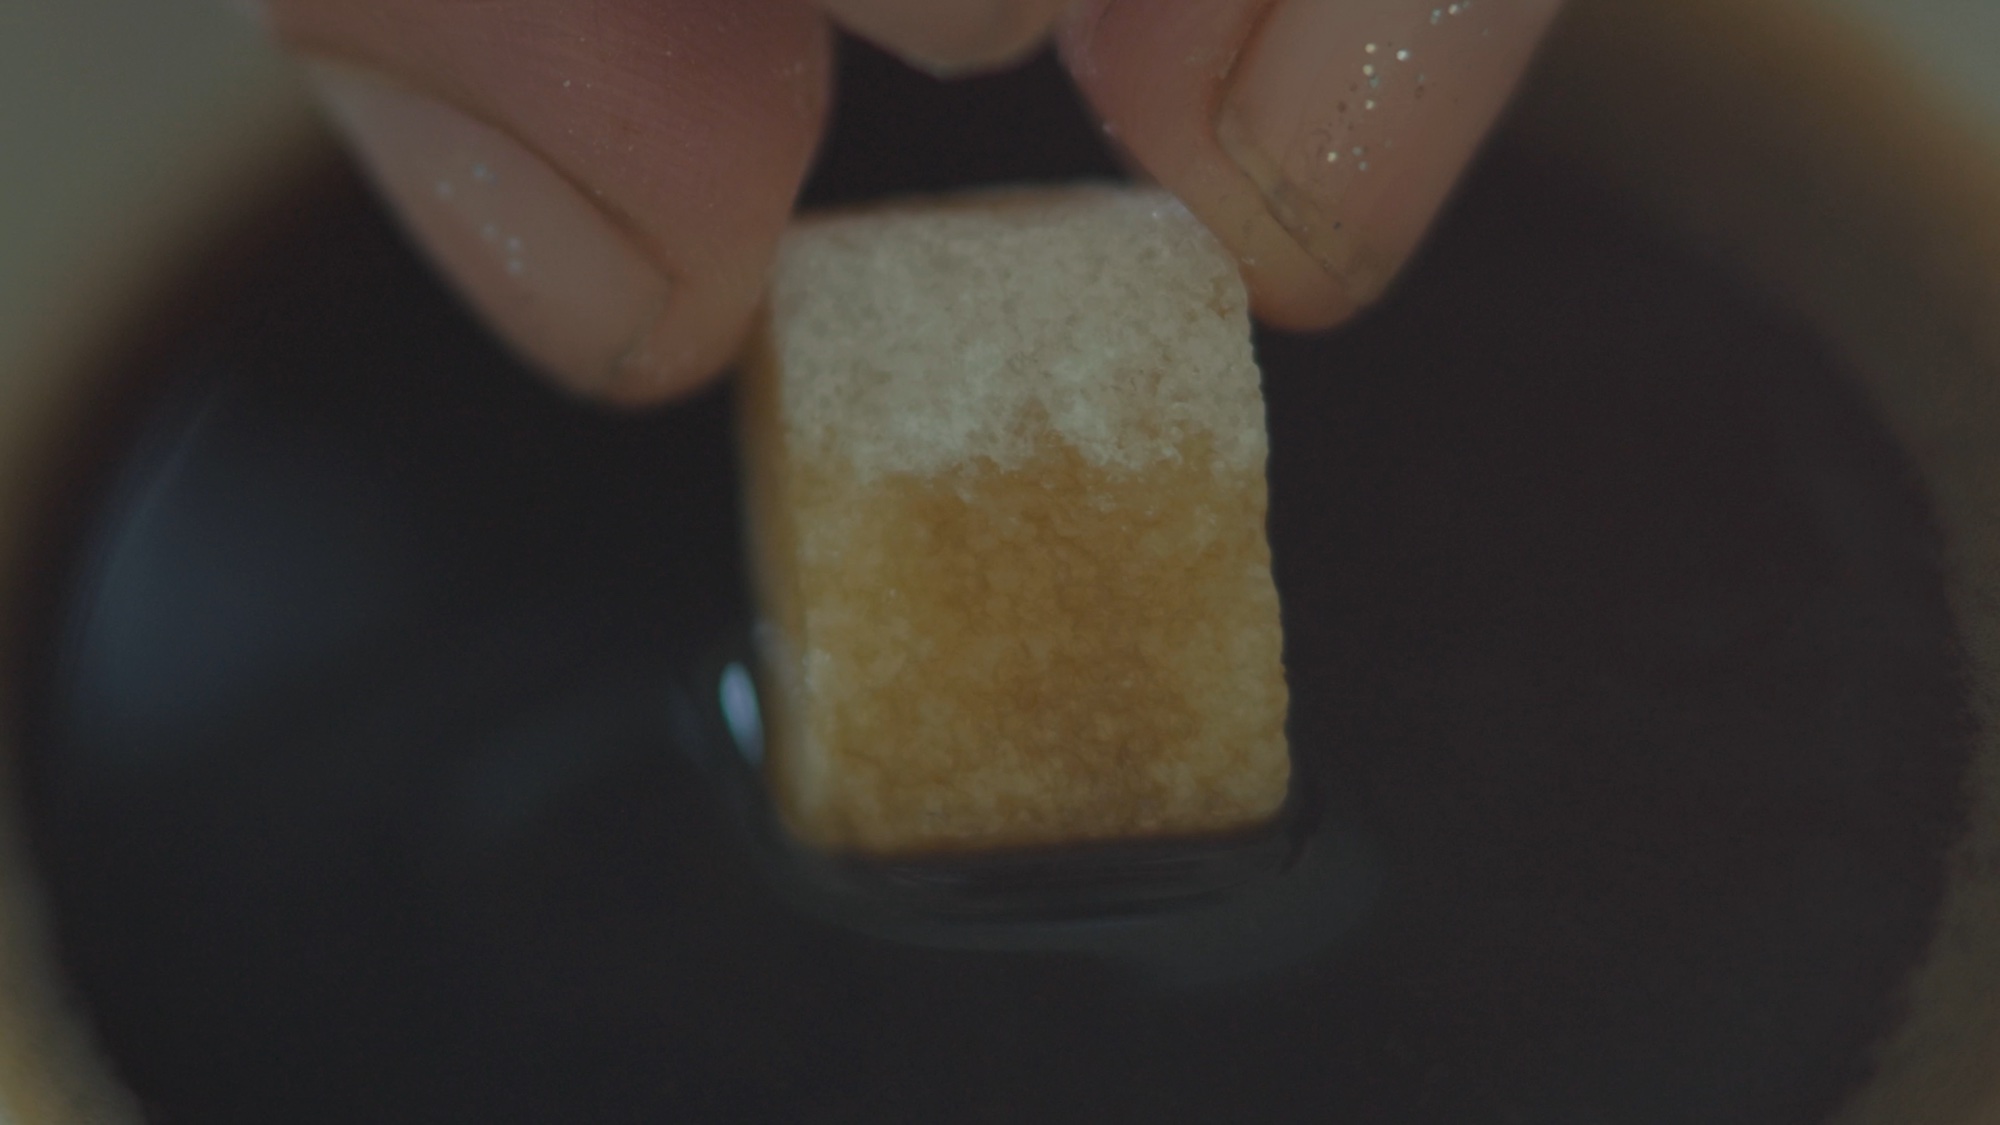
[16, 43, 1973, 1125]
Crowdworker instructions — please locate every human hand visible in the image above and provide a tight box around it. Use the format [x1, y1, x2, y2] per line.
[264, 0, 1562, 404]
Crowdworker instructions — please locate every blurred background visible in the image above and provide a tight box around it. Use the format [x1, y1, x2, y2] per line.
[2, 1, 312, 387]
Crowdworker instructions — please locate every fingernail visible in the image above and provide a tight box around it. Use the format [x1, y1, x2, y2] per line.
[305, 61, 674, 396]
[821, 0, 1053, 77]
[1218, 0, 1562, 305]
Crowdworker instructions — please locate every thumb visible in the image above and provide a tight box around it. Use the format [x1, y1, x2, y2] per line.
[267, 0, 832, 403]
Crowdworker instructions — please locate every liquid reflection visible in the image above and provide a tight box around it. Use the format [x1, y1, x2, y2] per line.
[679, 639, 1381, 990]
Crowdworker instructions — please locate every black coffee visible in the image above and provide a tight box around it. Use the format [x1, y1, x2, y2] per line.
[13, 41, 1972, 1125]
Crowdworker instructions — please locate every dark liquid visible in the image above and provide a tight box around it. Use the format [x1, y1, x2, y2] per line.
[13, 42, 1972, 1125]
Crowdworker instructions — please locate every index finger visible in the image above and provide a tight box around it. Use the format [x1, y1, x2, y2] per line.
[1062, 0, 1563, 330]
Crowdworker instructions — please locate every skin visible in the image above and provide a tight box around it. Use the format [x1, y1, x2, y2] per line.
[260, 0, 1563, 404]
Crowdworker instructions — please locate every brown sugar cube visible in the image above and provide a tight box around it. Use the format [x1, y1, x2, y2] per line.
[738, 187, 1290, 858]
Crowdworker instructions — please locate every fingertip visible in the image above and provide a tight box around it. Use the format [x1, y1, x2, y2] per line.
[276, 0, 831, 406]
[306, 59, 682, 400]
[1065, 0, 1563, 332]
[1242, 255, 1359, 333]
[1058, 0, 1357, 330]
[819, 0, 1069, 77]
[598, 249, 768, 407]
